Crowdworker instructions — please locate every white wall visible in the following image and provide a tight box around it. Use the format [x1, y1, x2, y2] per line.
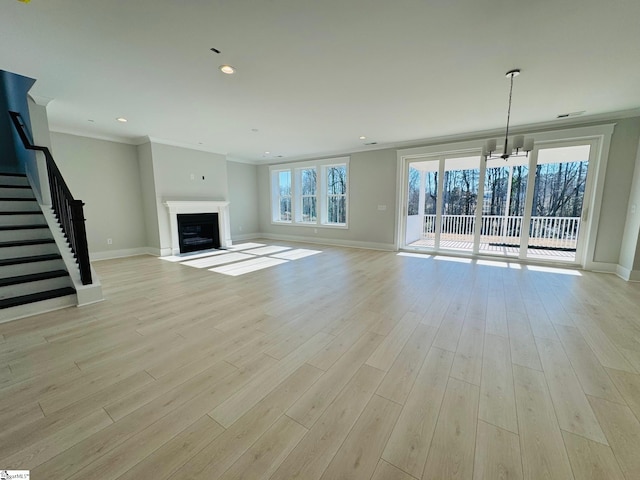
[50, 132, 147, 258]
[227, 161, 259, 238]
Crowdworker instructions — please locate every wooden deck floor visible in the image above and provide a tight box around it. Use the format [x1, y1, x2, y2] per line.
[1, 240, 639, 479]
[409, 237, 576, 261]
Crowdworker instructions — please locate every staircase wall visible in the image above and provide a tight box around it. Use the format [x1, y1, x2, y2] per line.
[0, 70, 36, 175]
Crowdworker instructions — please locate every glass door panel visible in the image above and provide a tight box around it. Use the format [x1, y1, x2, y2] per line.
[527, 145, 590, 262]
[405, 159, 439, 249]
[440, 156, 480, 253]
[479, 158, 529, 257]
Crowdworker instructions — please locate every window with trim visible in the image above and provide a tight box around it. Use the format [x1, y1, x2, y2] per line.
[274, 170, 292, 222]
[270, 157, 349, 227]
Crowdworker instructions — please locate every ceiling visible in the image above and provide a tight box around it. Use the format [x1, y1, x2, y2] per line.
[3, 0, 640, 163]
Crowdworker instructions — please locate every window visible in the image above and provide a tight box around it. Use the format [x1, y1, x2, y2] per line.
[274, 170, 292, 222]
[326, 165, 347, 224]
[270, 157, 349, 228]
[296, 167, 317, 223]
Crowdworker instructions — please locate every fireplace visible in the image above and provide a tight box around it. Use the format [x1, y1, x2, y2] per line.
[163, 200, 232, 256]
[177, 213, 220, 253]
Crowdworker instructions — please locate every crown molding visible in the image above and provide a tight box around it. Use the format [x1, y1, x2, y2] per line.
[265, 108, 640, 164]
[49, 127, 139, 145]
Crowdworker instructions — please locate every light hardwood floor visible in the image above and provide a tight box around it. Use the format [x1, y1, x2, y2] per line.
[1, 241, 639, 479]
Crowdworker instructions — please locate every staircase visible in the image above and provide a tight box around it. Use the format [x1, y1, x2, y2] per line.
[0, 172, 76, 320]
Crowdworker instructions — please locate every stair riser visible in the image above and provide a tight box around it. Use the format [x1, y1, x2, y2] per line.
[0, 243, 59, 260]
[0, 187, 35, 199]
[0, 259, 66, 279]
[0, 201, 41, 213]
[0, 176, 29, 186]
[0, 294, 76, 324]
[0, 214, 46, 225]
[0, 229, 52, 243]
[0, 276, 72, 300]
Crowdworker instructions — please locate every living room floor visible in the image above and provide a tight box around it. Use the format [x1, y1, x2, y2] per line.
[1, 240, 639, 479]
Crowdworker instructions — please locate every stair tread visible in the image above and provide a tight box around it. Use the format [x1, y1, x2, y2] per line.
[0, 211, 43, 215]
[0, 254, 62, 267]
[0, 270, 69, 288]
[0, 224, 49, 231]
[0, 238, 55, 248]
[0, 197, 37, 201]
[0, 287, 76, 310]
[0, 173, 27, 178]
[0, 184, 31, 189]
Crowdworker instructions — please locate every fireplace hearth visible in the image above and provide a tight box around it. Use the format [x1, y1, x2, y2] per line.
[177, 213, 220, 253]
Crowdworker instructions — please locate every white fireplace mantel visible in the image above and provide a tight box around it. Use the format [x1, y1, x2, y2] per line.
[163, 200, 231, 255]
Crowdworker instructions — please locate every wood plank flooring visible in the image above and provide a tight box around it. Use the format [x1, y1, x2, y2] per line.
[1, 240, 640, 479]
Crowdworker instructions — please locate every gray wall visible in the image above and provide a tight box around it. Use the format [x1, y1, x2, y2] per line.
[26, 98, 53, 202]
[149, 142, 228, 251]
[257, 117, 640, 264]
[618, 135, 640, 271]
[137, 142, 160, 249]
[227, 161, 259, 238]
[258, 149, 397, 249]
[50, 132, 147, 257]
[593, 117, 640, 264]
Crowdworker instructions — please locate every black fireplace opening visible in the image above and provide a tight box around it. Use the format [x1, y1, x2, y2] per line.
[177, 213, 220, 253]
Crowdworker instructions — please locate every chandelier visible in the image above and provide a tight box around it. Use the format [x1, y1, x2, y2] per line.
[483, 69, 533, 161]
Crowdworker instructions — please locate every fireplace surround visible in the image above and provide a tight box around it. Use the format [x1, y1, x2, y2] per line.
[164, 200, 231, 255]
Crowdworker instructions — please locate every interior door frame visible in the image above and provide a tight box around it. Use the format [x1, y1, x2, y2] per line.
[395, 123, 615, 269]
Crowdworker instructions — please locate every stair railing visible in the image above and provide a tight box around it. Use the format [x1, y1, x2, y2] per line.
[9, 111, 92, 285]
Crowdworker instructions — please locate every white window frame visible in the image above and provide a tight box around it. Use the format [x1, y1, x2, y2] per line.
[269, 157, 349, 229]
[294, 167, 318, 224]
[394, 123, 615, 271]
[271, 169, 292, 223]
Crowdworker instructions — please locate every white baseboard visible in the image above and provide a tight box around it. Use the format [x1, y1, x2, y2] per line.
[91, 247, 152, 261]
[232, 232, 261, 242]
[257, 232, 395, 251]
[588, 261, 617, 274]
[616, 265, 640, 282]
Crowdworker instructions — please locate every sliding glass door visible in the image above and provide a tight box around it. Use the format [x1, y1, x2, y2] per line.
[440, 156, 481, 253]
[479, 157, 529, 257]
[526, 144, 591, 262]
[402, 140, 595, 265]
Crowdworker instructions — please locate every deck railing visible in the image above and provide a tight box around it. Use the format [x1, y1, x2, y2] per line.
[422, 214, 580, 250]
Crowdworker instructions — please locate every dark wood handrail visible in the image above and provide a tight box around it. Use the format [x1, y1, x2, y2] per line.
[9, 111, 92, 285]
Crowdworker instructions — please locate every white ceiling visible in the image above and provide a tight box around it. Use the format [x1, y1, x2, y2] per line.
[3, 0, 640, 163]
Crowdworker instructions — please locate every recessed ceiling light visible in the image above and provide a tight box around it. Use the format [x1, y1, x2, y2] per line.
[116, 117, 128, 123]
[219, 65, 235, 75]
[265, 151, 270, 155]
[359, 136, 366, 140]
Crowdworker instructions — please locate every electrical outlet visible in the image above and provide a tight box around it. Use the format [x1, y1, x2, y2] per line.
[107, 238, 113, 245]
